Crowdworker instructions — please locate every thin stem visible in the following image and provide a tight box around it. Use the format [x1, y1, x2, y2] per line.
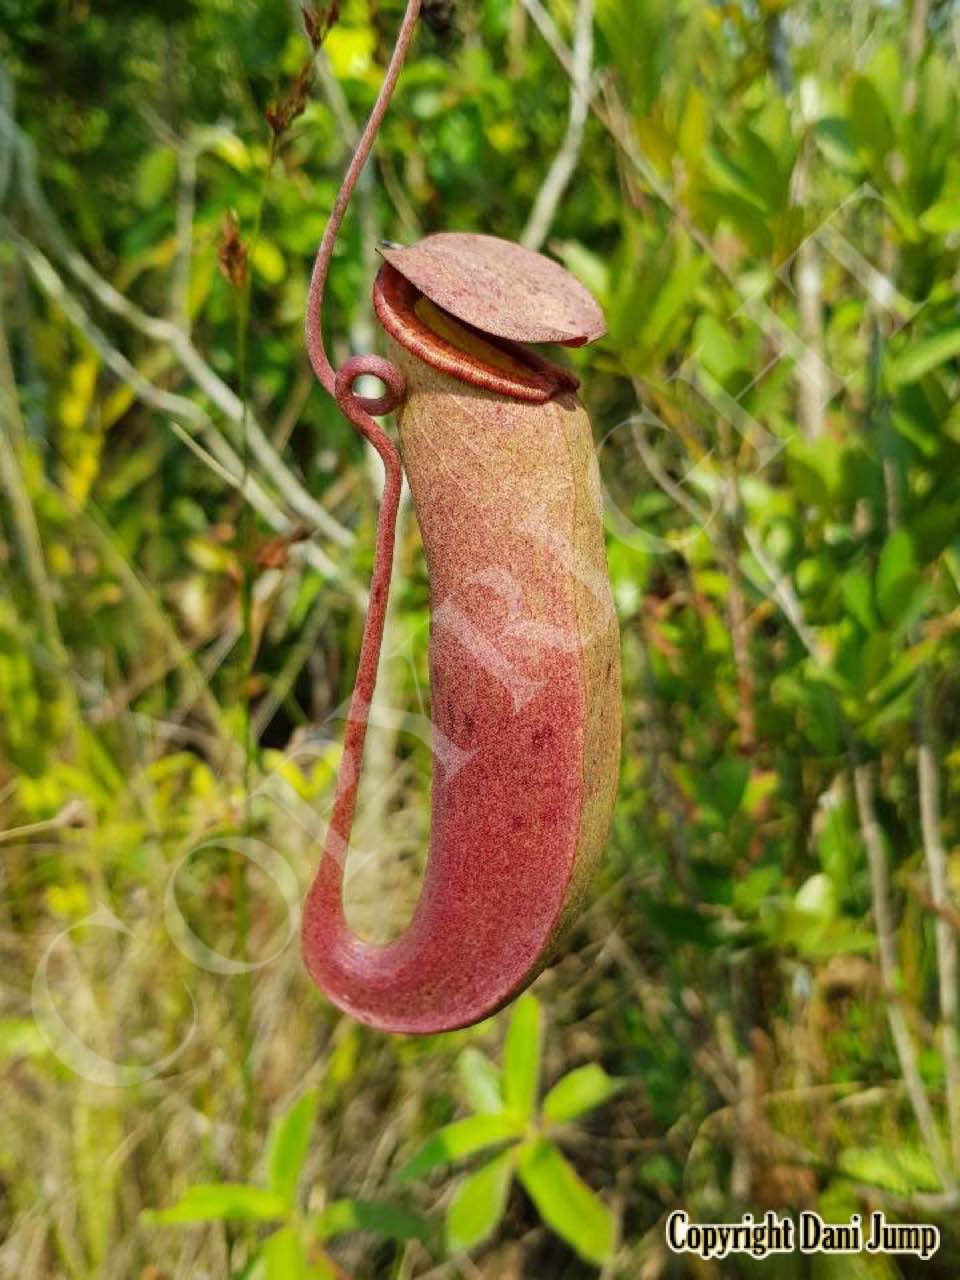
[0, 802, 85, 845]
[6, 227, 352, 589]
[0, 305, 69, 676]
[869, 165, 959, 1175]
[852, 759, 953, 1189]
[302, 0, 420, 907]
[520, 0, 576, 77]
[171, 140, 197, 334]
[903, 0, 930, 115]
[228, 126, 279, 1177]
[0, 67, 353, 549]
[791, 137, 826, 442]
[521, 0, 594, 251]
[917, 682, 960, 1166]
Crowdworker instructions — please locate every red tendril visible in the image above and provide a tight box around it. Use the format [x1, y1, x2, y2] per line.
[303, 0, 421, 903]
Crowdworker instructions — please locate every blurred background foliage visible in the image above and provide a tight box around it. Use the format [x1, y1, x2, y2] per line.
[2, 0, 960, 1275]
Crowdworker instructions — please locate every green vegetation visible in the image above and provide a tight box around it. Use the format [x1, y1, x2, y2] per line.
[145, 1087, 431, 1278]
[2, 0, 960, 1275]
[398, 995, 622, 1263]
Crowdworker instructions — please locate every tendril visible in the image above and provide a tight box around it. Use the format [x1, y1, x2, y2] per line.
[303, 0, 421, 893]
[304, 0, 421, 422]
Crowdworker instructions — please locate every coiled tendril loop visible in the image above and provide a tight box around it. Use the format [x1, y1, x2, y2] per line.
[334, 355, 406, 422]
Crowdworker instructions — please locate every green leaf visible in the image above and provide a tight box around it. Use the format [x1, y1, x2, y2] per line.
[643, 898, 719, 948]
[782, 873, 838, 954]
[638, 252, 707, 358]
[209, 130, 251, 172]
[733, 864, 780, 916]
[397, 1113, 525, 1182]
[875, 529, 919, 626]
[787, 436, 844, 508]
[838, 1145, 940, 1194]
[266, 1088, 319, 1207]
[841, 569, 878, 632]
[313, 1198, 431, 1245]
[734, 126, 790, 213]
[143, 1183, 288, 1225]
[795, 872, 836, 920]
[517, 1139, 616, 1265]
[696, 189, 774, 256]
[262, 1226, 313, 1280]
[849, 75, 896, 161]
[814, 118, 859, 172]
[788, 677, 844, 757]
[920, 201, 960, 235]
[502, 994, 542, 1120]
[135, 147, 176, 208]
[677, 85, 707, 161]
[251, 239, 286, 284]
[0, 1017, 48, 1061]
[710, 755, 750, 822]
[543, 1064, 626, 1125]
[890, 327, 960, 385]
[458, 1047, 503, 1114]
[445, 1151, 514, 1255]
[693, 313, 743, 385]
[551, 240, 611, 307]
[816, 800, 859, 903]
[325, 24, 376, 79]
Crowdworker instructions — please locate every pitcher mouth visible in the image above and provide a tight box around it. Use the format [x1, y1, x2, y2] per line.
[376, 231, 605, 345]
[373, 261, 580, 403]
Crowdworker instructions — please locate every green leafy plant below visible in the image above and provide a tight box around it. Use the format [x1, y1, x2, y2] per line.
[142, 1087, 430, 1278]
[397, 994, 625, 1266]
